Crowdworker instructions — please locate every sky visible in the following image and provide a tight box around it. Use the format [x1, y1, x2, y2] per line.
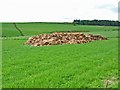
[0, 0, 119, 22]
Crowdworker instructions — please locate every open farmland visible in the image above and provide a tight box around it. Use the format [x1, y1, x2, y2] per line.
[2, 23, 118, 88]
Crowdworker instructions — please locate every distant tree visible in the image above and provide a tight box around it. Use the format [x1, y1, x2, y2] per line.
[73, 19, 81, 25]
[73, 19, 120, 26]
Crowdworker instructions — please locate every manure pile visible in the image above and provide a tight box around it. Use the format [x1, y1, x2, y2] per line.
[25, 32, 107, 46]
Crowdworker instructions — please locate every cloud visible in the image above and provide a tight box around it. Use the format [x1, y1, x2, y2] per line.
[111, 7, 118, 13]
[0, 0, 118, 21]
[96, 4, 118, 13]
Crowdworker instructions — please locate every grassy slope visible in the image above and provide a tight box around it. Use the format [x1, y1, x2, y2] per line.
[2, 23, 118, 37]
[2, 23, 118, 88]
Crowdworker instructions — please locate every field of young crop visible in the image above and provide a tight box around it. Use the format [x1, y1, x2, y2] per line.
[2, 23, 118, 88]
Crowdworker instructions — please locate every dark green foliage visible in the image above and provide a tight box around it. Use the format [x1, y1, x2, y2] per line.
[73, 19, 120, 26]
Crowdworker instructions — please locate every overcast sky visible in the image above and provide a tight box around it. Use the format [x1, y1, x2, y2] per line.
[0, 0, 119, 22]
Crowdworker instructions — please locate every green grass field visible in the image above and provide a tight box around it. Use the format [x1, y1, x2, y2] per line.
[2, 23, 118, 88]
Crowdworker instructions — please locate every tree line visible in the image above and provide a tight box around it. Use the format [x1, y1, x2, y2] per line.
[73, 19, 120, 26]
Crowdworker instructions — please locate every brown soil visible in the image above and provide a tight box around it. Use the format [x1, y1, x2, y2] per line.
[25, 32, 107, 46]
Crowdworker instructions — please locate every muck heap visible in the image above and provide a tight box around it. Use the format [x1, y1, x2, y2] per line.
[25, 32, 107, 46]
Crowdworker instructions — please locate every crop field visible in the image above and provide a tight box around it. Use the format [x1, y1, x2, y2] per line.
[2, 23, 118, 88]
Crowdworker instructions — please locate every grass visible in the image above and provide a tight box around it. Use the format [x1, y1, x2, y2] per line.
[2, 23, 118, 88]
[2, 23, 118, 37]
